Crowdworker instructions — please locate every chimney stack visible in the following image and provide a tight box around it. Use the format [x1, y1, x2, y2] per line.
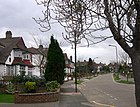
[70, 56, 72, 61]
[6, 31, 12, 39]
[39, 45, 43, 50]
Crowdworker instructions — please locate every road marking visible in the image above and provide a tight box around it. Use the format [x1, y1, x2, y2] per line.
[92, 101, 115, 107]
[81, 83, 86, 87]
[107, 93, 110, 96]
[110, 95, 113, 98]
[114, 98, 118, 100]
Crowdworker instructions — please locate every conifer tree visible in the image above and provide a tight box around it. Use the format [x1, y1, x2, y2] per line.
[45, 36, 65, 84]
[87, 58, 93, 73]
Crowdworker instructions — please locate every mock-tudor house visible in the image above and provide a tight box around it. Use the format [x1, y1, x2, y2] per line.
[27, 45, 48, 77]
[0, 31, 34, 80]
[64, 53, 74, 80]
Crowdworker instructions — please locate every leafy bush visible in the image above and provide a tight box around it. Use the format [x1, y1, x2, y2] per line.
[25, 81, 36, 93]
[113, 73, 120, 81]
[45, 81, 60, 92]
[12, 75, 36, 84]
[36, 78, 46, 87]
[19, 70, 26, 77]
[0, 83, 6, 88]
[5, 83, 15, 94]
[12, 75, 23, 84]
[77, 80, 84, 84]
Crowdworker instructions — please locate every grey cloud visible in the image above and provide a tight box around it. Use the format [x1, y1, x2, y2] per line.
[0, 0, 43, 30]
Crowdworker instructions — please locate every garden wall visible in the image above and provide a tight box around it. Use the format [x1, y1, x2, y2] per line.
[14, 90, 60, 103]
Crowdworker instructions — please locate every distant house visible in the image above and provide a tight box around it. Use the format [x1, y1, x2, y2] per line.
[28, 45, 48, 77]
[64, 54, 74, 81]
[0, 31, 34, 79]
[64, 54, 74, 74]
[77, 60, 104, 73]
[77, 60, 88, 73]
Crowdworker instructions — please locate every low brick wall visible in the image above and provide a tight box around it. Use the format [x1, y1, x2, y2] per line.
[15, 89, 60, 103]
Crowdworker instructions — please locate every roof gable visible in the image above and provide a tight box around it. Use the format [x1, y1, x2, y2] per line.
[0, 37, 26, 63]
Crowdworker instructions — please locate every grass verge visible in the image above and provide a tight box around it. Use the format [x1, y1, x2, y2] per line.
[0, 94, 14, 103]
[113, 73, 134, 84]
[117, 80, 134, 84]
[77, 80, 84, 84]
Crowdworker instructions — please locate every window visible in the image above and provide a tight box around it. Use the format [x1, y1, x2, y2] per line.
[6, 66, 14, 76]
[9, 57, 11, 62]
[15, 51, 22, 57]
[28, 71, 32, 76]
[27, 55, 28, 59]
[28, 67, 32, 76]
[23, 54, 30, 60]
[20, 66, 25, 71]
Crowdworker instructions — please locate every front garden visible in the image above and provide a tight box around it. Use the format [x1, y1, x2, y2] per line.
[0, 74, 60, 103]
[0, 36, 65, 103]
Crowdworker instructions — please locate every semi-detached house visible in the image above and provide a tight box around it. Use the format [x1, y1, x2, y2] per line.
[0, 31, 33, 79]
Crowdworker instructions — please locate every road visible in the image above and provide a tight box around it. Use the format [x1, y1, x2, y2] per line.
[79, 73, 136, 107]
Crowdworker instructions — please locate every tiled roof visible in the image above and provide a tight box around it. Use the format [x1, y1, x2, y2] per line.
[23, 59, 34, 67]
[12, 58, 34, 67]
[0, 37, 27, 64]
[12, 57, 25, 65]
[27, 47, 48, 56]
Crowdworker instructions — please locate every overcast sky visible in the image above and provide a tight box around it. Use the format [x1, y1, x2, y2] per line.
[0, 0, 125, 64]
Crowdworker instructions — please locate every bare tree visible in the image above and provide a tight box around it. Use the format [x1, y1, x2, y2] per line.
[119, 51, 130, 64]
[34, 0, 107, 92]
[34, 0, 112, 44]
[34, 0, 140, 106]
[29, 34, 48, 77]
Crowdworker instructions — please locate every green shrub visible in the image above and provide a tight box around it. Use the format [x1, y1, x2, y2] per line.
[12, 75, 23, 84]
[5, 83, 15, 94]
[113, 73, 120, 80]
[0, 83, 6, 88]
[25, 81, 36, 93]
[36, 78, 46, 87]
[77, 80, 84, 84]
[46, 81, 60, 92]
[12, 75, 37, 85]
[19, 70, 26, 77]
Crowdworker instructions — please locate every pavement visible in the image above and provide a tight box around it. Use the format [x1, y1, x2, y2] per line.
[0, 81, 94, 107]
[59, 81, 94, 107]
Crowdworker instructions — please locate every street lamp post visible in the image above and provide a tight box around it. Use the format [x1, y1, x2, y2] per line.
[74, 31, 78, 92]
[109, 45, 118, 72]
